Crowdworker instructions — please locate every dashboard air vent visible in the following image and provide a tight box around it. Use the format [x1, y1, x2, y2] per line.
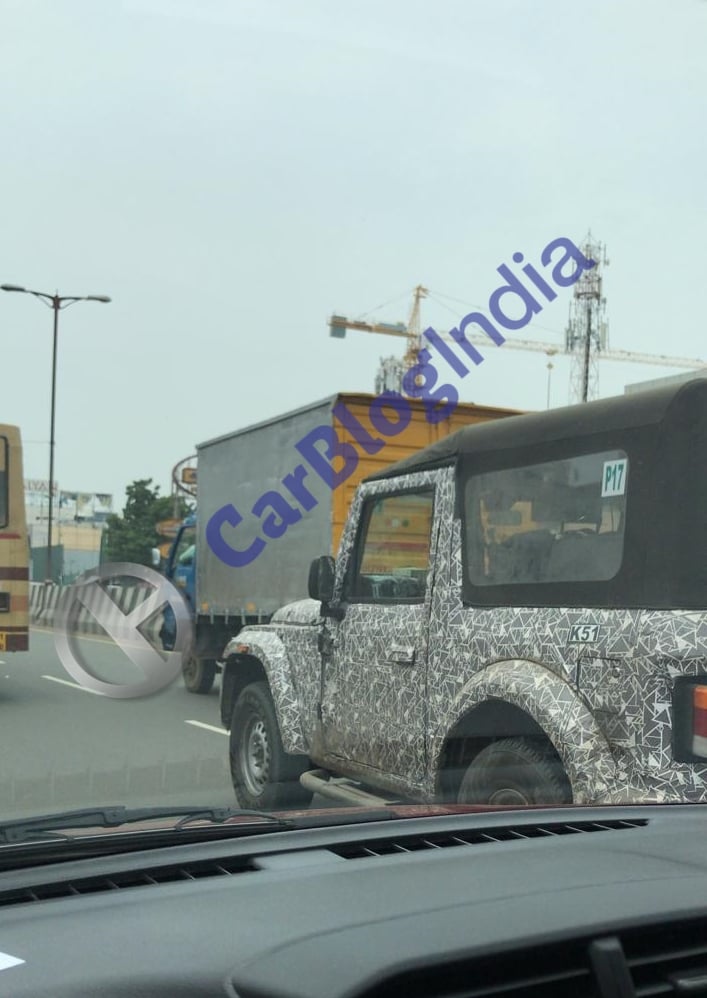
[362, 937, 598, 998]
[622, 917, 707, 996]
[362, 918, 707, 998]
[0, 854, 256, 908]
[329, 817, 646, 860]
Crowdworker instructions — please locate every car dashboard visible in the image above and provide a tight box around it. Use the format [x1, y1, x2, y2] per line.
[0, 804, 705, 997]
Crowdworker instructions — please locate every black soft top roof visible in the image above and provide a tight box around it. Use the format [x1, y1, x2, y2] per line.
[365, 378, 707, 482]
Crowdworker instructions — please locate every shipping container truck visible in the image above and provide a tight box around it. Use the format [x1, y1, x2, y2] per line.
[163, 392, 521, 692]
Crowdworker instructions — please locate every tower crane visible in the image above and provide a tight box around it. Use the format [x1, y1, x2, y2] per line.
[330, 284, 431, 396]
[330, 273, 707, 403]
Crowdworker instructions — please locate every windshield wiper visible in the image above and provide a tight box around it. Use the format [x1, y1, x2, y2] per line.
[0, 805, 294, 845]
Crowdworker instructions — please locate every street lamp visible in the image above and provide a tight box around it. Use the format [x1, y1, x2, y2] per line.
[1, 284, 111, 583]
[545, 348, 558, 410]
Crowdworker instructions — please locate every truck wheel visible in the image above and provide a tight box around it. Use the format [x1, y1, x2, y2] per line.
[183, 656, 217, 694]
[457, 737, 572, 806]
[230, 681, 313, 810]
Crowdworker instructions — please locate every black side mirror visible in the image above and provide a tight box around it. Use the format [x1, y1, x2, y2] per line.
[308, 555, 336, 603]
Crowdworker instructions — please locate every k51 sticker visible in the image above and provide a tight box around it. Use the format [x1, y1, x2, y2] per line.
[568, 623, 600, 643]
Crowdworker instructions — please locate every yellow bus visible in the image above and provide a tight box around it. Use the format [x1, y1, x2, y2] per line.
[0, 425, 29, 652]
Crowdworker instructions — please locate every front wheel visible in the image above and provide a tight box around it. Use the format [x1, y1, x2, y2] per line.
[182, 655, 217, 694]
[457, 737, 572, 806]
[229, 681, 313, 810]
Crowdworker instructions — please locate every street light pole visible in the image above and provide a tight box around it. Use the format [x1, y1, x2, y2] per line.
[1, 284, 111, 582]
[47, 298, 59, 584]
[545, 348, 558, 410]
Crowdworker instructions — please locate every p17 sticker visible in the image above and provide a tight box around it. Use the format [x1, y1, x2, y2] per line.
[601, 458, 628, 498]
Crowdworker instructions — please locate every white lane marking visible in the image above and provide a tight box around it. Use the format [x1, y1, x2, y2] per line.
[31, 626, 116, 645]
[185, 720, 229, 736]
[0, 951, 24, 971]
[42, 675, 104, 696]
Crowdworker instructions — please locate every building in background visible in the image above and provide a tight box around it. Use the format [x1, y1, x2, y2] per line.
[24, 481, 113, 582]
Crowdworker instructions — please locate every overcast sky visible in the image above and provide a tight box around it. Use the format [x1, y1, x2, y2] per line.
[2, 0, 705, 509]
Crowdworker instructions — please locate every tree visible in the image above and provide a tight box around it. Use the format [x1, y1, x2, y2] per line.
[101, 479, 190, 567]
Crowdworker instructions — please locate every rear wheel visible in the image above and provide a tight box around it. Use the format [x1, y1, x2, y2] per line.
[182, 655, 217, 694]
[229, 681, 313, 810]
[457, 737, 572, 806]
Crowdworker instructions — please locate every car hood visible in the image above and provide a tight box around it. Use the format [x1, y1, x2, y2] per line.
[269, 598, 321, 626]
[5, 803, 535, 840]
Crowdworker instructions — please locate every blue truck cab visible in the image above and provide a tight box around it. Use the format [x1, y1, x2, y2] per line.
[167, 514, 196, 606]
[160, 514, 218, 693]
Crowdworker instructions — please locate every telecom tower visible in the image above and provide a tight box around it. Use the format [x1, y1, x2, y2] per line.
[374, 356, 407, 395]
[565, 233, 609, 403]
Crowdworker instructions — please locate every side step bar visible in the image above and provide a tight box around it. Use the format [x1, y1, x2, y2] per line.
[300, 769, 403, 807]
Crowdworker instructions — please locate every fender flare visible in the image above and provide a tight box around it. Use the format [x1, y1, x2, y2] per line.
[221, 630, 308, 756]
[432, 659, 619, 804]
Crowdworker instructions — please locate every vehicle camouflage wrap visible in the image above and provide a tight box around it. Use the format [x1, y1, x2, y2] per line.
[225, 383, 707, 805]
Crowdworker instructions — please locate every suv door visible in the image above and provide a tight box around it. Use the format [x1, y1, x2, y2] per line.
[320, 487, 436, 784]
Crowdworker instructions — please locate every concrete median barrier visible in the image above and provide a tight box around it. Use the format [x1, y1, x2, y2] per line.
[30, 581, 163, 643]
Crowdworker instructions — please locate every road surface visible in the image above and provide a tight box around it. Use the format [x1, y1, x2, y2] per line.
[0, 627, 235, 820]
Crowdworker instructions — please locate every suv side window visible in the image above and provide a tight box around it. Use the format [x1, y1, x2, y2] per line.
[465, 449, 628, 589]
[348, 489, 435, 603]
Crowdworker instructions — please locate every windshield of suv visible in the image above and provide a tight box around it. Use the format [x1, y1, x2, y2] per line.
[2, 0, 706, 840]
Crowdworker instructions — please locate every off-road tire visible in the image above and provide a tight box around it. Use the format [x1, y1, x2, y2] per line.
[457, 736, 572, 806]
[183, 655, 217, 694]
[229, 681, 313, 810]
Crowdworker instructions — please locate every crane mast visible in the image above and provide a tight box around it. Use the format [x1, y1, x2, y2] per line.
[373, 284, 428, 394]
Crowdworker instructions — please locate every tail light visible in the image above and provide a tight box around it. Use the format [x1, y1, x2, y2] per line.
[692, 686, 707, 757]
[673, 678, 707, 762]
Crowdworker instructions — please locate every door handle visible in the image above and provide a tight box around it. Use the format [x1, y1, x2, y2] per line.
[388, 645, 416, 666]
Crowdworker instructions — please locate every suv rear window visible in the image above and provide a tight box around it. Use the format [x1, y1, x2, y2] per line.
[465, 450, 628, 587]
